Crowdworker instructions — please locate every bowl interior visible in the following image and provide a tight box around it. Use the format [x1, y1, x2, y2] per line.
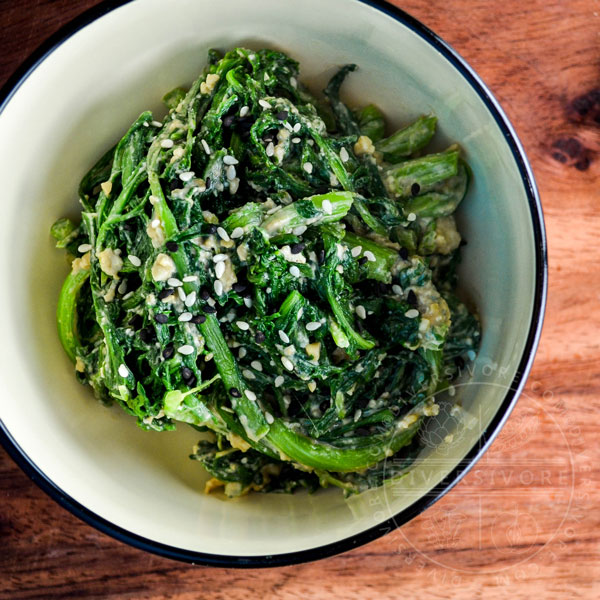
[0, 0, 540, 559]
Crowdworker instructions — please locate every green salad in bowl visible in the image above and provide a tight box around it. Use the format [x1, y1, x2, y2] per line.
[51, 47, 479, 498]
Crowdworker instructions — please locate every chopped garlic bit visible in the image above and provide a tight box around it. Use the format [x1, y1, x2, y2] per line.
[151, 253, 176, 282]
[100, 180, 112, 196]
[200, 73, 220, 94]
[354, 135, 375, 156]
[71, 251, 91, 274]
[98, 248, 123, 279]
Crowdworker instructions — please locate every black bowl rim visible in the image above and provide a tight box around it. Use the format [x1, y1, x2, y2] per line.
[0, 0, 547, 569]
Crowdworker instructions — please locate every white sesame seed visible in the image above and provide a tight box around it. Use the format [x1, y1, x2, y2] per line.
[213, 280, 224, 295]
[258, 99, 272, 109]
[392, 284, 403, 295]
[364, 250, 376, 262]
[226, 165, 236, 180]
[244, 297, 253, 309]
[306, 321, 321, 331]
[351, 245, 362, 258]
[336, 264, 344, 274]
[230, 227, 244, 239]
[236, 320, 250, 331]
[215, 261, 226, 279]
[355, 305, 367, 319]
[151, 120, 162, 128]
[292, 225, 307, 236]
[249, 360, 263, 372]
[179, 171, 194, 182]
[281, 356, 294, 371]
[407, 212, 417, 222]
[243, 369, 255, 380]
[289, 265, 301, 277]
[185, 291, 197, 307]
[122, 292, 133, 300]
[160, 139, 174, 149]
[266, 141, 275, 157]
[116, 280, 127, 295]
[213, 253, 228, 263]
[239, 105, 249, 117]
[178, 312, 192, 322]
[283, 345, 295, 356]
[205, 352, 214, 362]
[244, 390, 257, 401]
[223, 155, 239, 165]
[322, 199, 333, 215]
[216, 226, 229, 242]
[149, 195, 160, 205]
[405, 308, 420, 319]
[151, 218, 161, 228]
[291, 137, 301, 144]
[291, 123, 300, 133]
[128, 254, 141, 267]
[229, 178, 240, 194]
[264, 411, 274, 424]
[178, 345, 194, 355]
[238, 347, 247, 359]
[182, 275, 198, 282]
[303, 162, 313, 174]
[177, 287, 186, 301]
[78, 243, 92, 253]
[278, 330, 290, 344]
[290, 76, 297, 87]
[167, 277, 182, 287]
[340, 147, 350, 162]
[201, 139, 211, 154]
[274, 375, 285, 387]
[118, 363, 129, 378]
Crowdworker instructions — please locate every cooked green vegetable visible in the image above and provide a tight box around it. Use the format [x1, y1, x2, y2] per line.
[52, 47, 479, 497]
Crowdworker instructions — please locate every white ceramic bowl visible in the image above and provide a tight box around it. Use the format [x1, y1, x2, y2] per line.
[0, 0, 546, 566]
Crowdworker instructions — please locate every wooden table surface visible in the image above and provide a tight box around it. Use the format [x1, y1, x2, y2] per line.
[1, 1, 599, 598]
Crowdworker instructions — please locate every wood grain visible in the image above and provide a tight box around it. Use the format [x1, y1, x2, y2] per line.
[1, 1, 599, 598]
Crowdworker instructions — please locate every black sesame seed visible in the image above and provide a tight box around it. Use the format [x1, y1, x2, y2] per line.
[204, 305, 217, 314]
[254, 331, 266, 344]
[128, 314, 143, 330]
[358, 256, 368, 266]
[290, 243, 305, 254]
[206, 224, 217, 234]
[200, 288, 210, 300]
[205, 177, 211, 188]
[222, 114, 235, 128]
[276, 110, 289, 121]
[162, 344, 174, 359]
[229, 387, 242, 398]
[139, 327, 155, 343]
[191, 314, 206, 324]
[399, 247, 409, 260]
[181, 367, 193, 380]
[378, 282, 389, 294]
[411, 182, 421, 196]
[237, 116, 254, 130]
[318, 249, 326, 264]
[155, 313, 168, 324]
[166, 241, 178, 252]
[232, 282, 247, 293]
[407, 290, 417, 306]
[158, 288, 174, 300]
